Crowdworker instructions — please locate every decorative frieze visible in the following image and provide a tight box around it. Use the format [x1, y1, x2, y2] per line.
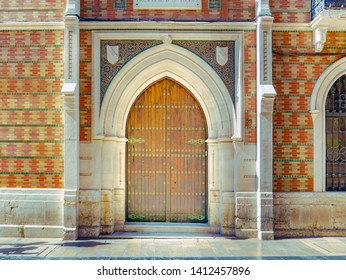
[100, 39, 235, 104]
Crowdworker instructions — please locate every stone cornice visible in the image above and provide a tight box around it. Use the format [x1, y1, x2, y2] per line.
[0, 21, 318, 32]
[79, 21, 257, 30]
[0, 22, 64, 30]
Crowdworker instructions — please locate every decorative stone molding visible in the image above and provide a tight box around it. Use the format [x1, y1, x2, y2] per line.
[162, 34, 172, 44]
[62, 83, 77, 112]
[257, 17, 274, 84]
[310, 7, 346, 52]
[65, 0, 80, 16]
[255, 0, 272, 17]
[313, 26, 328, 52]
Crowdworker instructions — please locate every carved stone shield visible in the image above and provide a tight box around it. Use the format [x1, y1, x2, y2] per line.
[106, 45, 119, 65]
[216, 46, 228, 66]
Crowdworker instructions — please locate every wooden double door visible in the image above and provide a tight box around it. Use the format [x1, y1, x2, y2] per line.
[126, 78, 207, 223]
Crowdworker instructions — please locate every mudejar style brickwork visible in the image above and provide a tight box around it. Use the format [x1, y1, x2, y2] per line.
[0, 0, 346, 239]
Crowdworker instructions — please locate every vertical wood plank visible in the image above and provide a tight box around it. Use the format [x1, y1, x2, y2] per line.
[126, 78, 207, 223]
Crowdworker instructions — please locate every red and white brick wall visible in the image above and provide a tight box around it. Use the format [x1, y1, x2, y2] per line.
[272, 27, 346, 191]
[80, 30, 92, 142]
[0, 0, 66, 22]
[0, 1, 66, 189]
[80, 0, 256, 21]
[244, 31, 257, 144]
[270, 0, 310, 23]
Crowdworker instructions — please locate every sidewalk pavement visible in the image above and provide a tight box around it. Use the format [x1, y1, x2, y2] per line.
[2, 234, 346, 260]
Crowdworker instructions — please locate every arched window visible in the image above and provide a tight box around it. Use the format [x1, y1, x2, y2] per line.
[325, 75, 346, 191]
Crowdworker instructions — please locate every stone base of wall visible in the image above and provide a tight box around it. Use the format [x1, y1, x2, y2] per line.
[0, 189, 64, 238]
[0, 225, 63, 238]
[274, 192, 346, 238]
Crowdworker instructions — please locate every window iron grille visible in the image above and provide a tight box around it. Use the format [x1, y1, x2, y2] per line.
[325, 75, 346, 191]
[115, 0, 127, 9]
[311, 0, 346, 21]
[209, 0, 221, 10]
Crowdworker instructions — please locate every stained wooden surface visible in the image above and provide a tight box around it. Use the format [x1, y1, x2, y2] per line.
[126, 78, 207, 223]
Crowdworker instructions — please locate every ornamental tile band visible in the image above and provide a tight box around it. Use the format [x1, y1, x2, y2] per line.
[100, 40, 235, 104]
[100, 40, 161, 102]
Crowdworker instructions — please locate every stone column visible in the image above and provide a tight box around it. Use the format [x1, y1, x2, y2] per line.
[256, 0, 276, 240]
[62, 1, 80, 240]
[100, 137, 117, 234]
[206, 139, 220, 228]
[218, 138, 235, 235]
[113, 137, 128, 231]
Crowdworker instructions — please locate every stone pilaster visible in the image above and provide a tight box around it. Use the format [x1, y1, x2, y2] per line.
[62, 1, 80, 240]
[256, 1, 276, 240]
[206, 139, 221, 228]
[113, 137, 128, 229]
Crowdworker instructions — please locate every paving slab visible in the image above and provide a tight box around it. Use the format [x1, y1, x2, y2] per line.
[1, 236, 346, 259]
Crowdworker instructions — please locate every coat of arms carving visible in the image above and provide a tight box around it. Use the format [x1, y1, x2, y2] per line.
[216, 46, 228, 66]
[106, 45, 119, 65]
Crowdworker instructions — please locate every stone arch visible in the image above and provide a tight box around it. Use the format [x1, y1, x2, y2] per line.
[91, 39, 237, 235]
[97, 43, 236, 140]
[310, 57, 346, 192]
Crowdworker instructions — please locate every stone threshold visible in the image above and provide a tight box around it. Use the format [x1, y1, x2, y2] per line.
[100, 222, 225, 239]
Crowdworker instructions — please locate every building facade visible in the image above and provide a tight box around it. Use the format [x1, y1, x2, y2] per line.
[0, 0, 345, 240]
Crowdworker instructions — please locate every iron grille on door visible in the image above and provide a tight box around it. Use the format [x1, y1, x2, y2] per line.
[326, 75, 346, 191]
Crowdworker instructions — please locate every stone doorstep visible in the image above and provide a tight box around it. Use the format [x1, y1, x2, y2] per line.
[98, 232, 227, 239]
[99, 222, 227, 239]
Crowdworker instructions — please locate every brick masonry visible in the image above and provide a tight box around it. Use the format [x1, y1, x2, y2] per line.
[0, 29, 65, 189]
[80, 0, 255, 21]
[80, 31, 92, 142]
[1, 0, 346, 194]
[272, 28, 346, 191]
[270, 0, 310, 23]
[0, 0, 67, 22]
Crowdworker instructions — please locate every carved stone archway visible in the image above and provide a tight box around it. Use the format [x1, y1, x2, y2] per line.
[87, 31, 243, 236]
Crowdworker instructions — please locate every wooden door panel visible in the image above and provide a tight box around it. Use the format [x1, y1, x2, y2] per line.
[127, 81, 166, 222]
[127, 78, 207, 223]
[166, 79, 207, 222]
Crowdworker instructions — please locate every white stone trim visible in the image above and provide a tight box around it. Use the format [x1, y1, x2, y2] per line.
[313, 26, 328, 52]
[62, 15, 80, 240]
[256, 15, 276, 240]
[0, 22, 64, 30]
[65, 0, 80, 15]
[311, 10, 346, 32]
[272, 23, 311, 31]
[310, 57, 346, 192]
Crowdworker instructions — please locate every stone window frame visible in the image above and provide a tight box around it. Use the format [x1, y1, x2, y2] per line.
[208, 0, 221, 10]
[114, 0, 127, 9]
[310, 57, 346, 192]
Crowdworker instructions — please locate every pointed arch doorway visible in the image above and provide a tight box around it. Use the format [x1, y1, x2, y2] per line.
[126, 78, 208, 223]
